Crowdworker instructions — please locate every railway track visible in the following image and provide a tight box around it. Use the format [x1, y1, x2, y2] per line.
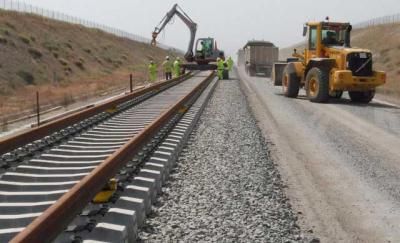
[0, 71, 216, 242]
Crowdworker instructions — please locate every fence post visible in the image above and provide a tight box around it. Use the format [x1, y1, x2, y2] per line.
[130, 74, 133, 92]
[36, 91, 40, 126]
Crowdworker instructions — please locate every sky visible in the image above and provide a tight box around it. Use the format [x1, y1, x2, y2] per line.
[21, 0, 400, 57]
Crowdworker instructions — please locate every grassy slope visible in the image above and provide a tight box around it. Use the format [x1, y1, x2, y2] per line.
[0, 9, 178, 117]
[279, 23, 400, 100]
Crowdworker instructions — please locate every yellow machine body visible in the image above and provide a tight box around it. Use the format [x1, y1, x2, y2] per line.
[294, 22, 385, 91]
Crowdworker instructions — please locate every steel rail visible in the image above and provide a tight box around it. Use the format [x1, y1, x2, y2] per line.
[10, 71, 214, 243]
[0, 73, 192, 156]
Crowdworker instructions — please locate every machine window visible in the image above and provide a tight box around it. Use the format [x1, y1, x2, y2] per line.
[309, 27, 317, 50]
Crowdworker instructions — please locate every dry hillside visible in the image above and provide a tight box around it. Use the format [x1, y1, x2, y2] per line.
[279, 23, 400, 100]
[0, 9, 178, 119]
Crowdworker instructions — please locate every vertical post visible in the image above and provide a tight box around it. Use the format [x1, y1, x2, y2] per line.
[129, 74, 133, 93]
[36, 91, 40, 126]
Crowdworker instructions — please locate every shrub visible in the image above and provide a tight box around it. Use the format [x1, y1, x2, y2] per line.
[83, 48, 91, 54]
[0, 36, 7, 44]
[104, 57, 113, 63]
[95, 57, 103, 64]
[42, 41, 59, 51]
[59, 58, 69, 66]
[65, 42, 73, 50]
[74, 61, 84, 70]
[16, 70, 35, 85]
[30, 36, 36, 42]
[19, 34, 30, 45]
[5, 22, 16, 30]
[0, 28, 10, 36]
[28, 48, 42, 59]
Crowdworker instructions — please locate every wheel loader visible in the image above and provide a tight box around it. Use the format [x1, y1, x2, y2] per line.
[273, 20, 386, 103]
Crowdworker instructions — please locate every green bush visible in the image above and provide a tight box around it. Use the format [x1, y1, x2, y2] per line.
[28, 48, 42, 59]
[0, 36, 7, 44]
[19, 34, 30, 45]
[74, 61, 84, 70]
[42, 41, 59, 51]
[59, 58, 69, 66]
[5, 22, 16, 30]
[16, 70, 35, 85]
[0, 28, 10, 36]
[83, 48, 91, 54]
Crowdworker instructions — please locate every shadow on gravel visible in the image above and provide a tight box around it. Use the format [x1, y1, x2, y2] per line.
[274, 93, 308, 99]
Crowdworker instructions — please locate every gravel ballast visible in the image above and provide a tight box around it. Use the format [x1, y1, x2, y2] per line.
[139, 78, 308, 242]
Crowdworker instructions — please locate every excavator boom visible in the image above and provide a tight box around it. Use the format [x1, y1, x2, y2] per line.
[151, 4, 197, 62]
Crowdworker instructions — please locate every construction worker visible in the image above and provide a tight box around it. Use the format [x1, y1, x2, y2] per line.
[200, 41, 206, 58]
[173, 57, 181, 78]
[217, 57, 224, 80]
[162, 56, 173, 80]
[148, 60, 157, 82]
[227, 56, 234, 71]
[322, 31, 338, 46]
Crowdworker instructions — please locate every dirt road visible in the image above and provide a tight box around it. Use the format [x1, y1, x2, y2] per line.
[238, 68, 400, 242]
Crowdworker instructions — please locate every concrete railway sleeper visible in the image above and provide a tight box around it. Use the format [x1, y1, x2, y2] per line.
[58, 74, 219, 243]
[0, 72, 193, 171]
[0, 71, 215, 242]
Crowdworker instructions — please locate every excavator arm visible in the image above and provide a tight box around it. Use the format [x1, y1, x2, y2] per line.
[151, 4, 197, 62]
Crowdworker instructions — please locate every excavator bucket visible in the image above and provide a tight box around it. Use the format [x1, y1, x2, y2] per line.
[151, 32, 158, 46]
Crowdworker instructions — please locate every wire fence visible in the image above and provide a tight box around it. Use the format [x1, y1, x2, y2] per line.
[0, 0, 176, 51]
[354, 13, 400, 29]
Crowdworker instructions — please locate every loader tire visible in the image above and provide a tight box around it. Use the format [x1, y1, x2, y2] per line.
[349, 90, 375, 103]
[282, 68, 300, 98]
[306, 67, 330, 103]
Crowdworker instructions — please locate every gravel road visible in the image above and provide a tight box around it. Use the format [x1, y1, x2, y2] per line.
[139, 76, 311, 242]
[238, 67, 400, 242]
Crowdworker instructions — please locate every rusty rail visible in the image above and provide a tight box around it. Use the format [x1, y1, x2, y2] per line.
[10, 71, 214, 243]
[0, 73, 191, 155]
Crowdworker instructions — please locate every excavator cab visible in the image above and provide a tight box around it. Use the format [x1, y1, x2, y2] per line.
[195, 38, 213, 59]
[195, 38, 225, 64]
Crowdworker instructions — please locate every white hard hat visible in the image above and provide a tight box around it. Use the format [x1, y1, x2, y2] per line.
[166, 56, 169, 60]
[150, 60, 154, 63]
[217, 57, 221, 61]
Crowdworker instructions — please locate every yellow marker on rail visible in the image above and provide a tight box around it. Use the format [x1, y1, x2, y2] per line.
[93, 178, 118, 203]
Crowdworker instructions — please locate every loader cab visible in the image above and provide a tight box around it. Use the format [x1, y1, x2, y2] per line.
[303, 22, 352, 60]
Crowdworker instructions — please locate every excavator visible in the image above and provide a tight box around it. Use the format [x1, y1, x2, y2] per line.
[151, 4, 225, 70]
